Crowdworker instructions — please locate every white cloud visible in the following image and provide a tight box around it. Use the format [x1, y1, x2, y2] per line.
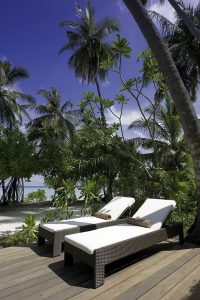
[117, 0, 125, 12]
[105, 106, 145, 139]
[101, 80, 110, 88]
[148, 0, 199, 24]
[24, 175, 44, 186]
[106, 106, 141, 125]
[148, 1, 175, 23]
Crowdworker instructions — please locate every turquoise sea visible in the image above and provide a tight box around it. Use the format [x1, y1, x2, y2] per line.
[0, 186, 55, 200]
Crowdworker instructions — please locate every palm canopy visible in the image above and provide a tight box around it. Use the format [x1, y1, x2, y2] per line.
[0, 60, 35, 128]
[149, 2, 200, 101]
[28, 87, 78, 149]
[59, 0, 119, 84]
[129, 99, 188, 171]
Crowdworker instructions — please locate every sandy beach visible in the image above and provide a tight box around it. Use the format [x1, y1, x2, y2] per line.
[0, 203, 82, 236]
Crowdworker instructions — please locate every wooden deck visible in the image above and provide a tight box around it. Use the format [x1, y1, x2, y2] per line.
[0, 242, 199, 300]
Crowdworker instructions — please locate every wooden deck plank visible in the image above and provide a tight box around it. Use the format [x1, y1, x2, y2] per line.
[0, 255, 56, 277]
[32, 273, 92, 300]
[138, 252, 200, 300]
[0, 243, 199, 300]
[0, 247, 26, 256]
[162, 264, 200, 300]
[0, 263, 84, 299]
[116, 248, 200, 300]
[69, 243, 182, 300]
[93, 247, 199, 300]
[0, 255, 63, 284]
[1, 266, 90, 300]
[0, 248, 34, 259]
[0, 258, 66, 291]
[0, 251, 46, 268]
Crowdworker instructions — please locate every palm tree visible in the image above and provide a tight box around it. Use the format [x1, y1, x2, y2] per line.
[130, 99, 188, 171]
[143, 0, 200, 42]
[28, 87, 77, 151]
[149, 3, 200, 101]
[59, 0, 119, 122]
[122, 0, 200, 242]
[0, 60, 35, 204]
[0, 60, 35, 128]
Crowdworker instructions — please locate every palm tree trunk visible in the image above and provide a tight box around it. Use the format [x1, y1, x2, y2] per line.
[95, 78, 106, 125]
[167, 0, 200, 42]
[123, 0, 200, 242]
[1, 180, 7, 204]
[21, 178, 24, 203]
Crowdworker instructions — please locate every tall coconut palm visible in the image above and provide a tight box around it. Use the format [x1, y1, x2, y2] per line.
[59, 0, 119, 122]
[123, 0, 200, 242]
[130, 99, 189, 171]
[0, 60, 35, 128]
[149, 3, 200, 101]
[0, 60, 35, 204]
[28, 87, 77, 151]
[143, 0, 200, 42]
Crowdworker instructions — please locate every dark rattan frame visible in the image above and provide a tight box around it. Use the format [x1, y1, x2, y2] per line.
[64, 221, 184, 288]
[38, 207, 132, 257]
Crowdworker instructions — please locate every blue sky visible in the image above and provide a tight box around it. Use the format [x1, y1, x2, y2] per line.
[1, 0, 199, 185]
[0, 0, 147, 103]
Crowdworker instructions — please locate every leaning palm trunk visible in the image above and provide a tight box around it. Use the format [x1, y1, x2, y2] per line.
[167, 0, 200, 42]
[123, 0, 200, 242]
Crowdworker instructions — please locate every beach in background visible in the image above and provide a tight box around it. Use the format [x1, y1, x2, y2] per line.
[0, 186, 55, 200]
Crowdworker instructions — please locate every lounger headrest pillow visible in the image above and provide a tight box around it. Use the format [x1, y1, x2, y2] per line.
[127, 217, 152, 228]
[95, 212, 112, 220]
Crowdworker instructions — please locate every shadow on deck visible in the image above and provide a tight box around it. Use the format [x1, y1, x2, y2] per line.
[0, 241, 199, 300]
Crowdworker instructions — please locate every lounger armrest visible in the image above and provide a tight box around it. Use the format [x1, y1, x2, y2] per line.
[95, 218, 129, 229]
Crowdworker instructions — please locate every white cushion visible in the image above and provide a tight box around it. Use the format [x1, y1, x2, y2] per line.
[40, 196, 135, 232]
[40, 216, 107, 233]
[65, 224, 156, 254]
[98, 196, 135, 220]
[133, 198, 176, 230]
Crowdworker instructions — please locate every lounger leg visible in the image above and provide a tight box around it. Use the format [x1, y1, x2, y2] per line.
[94, 261, 105, 288]
[52, 241, 62, 257]
[38, 235, 45, 246]
[179, 226, 184, 245]
[64, 252, 73, 267]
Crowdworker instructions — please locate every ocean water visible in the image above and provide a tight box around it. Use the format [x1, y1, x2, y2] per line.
[0, 186, 55, 201]
[0, 186, 82, 201]
[24, 186, 55, 200]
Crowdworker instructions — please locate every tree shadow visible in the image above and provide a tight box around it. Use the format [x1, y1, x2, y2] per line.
[185, 281, 200, 300]
[47, 240, 191, 289]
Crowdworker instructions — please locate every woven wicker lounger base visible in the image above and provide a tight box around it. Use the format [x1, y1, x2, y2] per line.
[38, 219, 130, 257]
[38, 224, 96, 257]
[64, 223, 184, 288]
[38, 209, 132, 257]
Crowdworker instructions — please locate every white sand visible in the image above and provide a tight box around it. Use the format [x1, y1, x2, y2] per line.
[0, 204, 82, 236]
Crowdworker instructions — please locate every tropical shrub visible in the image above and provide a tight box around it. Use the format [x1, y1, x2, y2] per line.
[25, 189, 47, 202]
[40, 211, 64, 223]
[0, 214, 38, 247]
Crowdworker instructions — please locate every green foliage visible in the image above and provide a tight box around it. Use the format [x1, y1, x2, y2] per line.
[0, 128, 37, 180]
[52, 180, 76, 208]
[112, 34, 132, 58]
[25, 189, 47, 202]
[40, 211, 64, 223]
[0, 60, 35, 128]
[79, 179, 102, 215]
[44, 179, 76, 220]
[0, 214, 38, 247]
[22, 214, 38, 240]
[59, 0, 119, 84]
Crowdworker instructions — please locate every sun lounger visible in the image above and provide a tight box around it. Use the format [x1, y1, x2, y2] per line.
[64, 198, 184, 288]
[38, 196, 135, 256]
